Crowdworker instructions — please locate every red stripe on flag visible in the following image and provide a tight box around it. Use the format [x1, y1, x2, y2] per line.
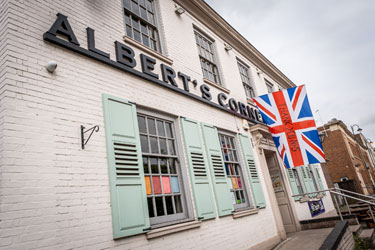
[302, 134, 325, 159]
[292, 86, 303, 110]
[253, 98, 276, 121]
[281, 145, 286, 158]
[273, 91, 304, 167]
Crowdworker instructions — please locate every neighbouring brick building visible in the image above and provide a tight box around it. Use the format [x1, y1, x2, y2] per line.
[318, 119, 375, 195]
[0, 1, 335, 249]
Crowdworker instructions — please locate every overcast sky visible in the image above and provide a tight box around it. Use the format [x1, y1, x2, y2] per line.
[205, 0, 375, 142]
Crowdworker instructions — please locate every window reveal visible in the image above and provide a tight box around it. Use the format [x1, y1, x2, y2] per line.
[137, 114, 185, 223]
[123, 0, 160, 51]
[194, 30, 221, 85]
[219, 133, 250, 209]
[237, 61, 255, 99]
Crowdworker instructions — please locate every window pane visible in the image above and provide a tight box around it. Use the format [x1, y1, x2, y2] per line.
[150, 136, 158, 154]
[159, 138, 167, 155]
[138, 116, 147, 133]
[126, 25, 133, 37]
[143, 157, 149, 174]
[124, 0, 131, 9]
[166, 123, 173, 138]
[169, 158, 176, 174]
[140, 135, 149, 153]
[134, 30, 141, 42]
[140, 22, 148, 34]
[151, 157, 158, 173]
[157, 120, 165, 136]
[155, 197, 164, 216]
[168, 140, 175, 155]
[132, 16, 140, 30]
[147, 197, 154, 217]
[131, 1, 139, 15]
[153, 176, 162, 194]
[140, 6, 148, 20]
[165, 196, 174, 215]
[160, 158, 167, 173]
[147, 118, 156, 135]
[174, 195, 182, 213]
[142, 35, 149, 46]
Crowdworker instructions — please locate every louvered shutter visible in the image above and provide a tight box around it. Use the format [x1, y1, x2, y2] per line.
[238, 133, 266, 208]
[180, 117, 216, 220]
[286, 169, 302, 201]
[299, 166, 314, 197]
[306, 165, 318, 197]
[314, 165, 326, 195]
[102, 94, 150, 239]
[201, 123, 233, 216]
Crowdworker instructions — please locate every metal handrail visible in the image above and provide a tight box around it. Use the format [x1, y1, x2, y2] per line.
[292, 188, 375, 225]
[333, 187, 375, 201]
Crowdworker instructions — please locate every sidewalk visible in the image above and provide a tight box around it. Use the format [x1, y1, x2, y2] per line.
[273, 228, 333, 250]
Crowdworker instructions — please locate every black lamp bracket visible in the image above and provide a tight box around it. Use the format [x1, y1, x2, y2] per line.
[81, 125, 99, 149]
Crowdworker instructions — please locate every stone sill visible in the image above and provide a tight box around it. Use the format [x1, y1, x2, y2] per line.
[203, 78, 230, 94]
[123, 36, 173, 66]
[247, 98, 255, 105]
[146, 220, 201, 239]
[298, 193, 325, 203]
[232, 208, 259, 219]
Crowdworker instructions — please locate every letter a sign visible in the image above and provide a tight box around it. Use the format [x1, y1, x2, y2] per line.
[253, 85, 325, 168]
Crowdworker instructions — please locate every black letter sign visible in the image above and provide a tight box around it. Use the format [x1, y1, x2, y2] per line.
[115, 41, 136, 68]
[46, 13, 80, 45]
[200, 84, 212, 101]
[140, 54, 158, 79]
[86, 27, 110, 58]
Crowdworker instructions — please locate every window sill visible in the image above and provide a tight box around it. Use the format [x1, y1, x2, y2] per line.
[146, 220, 201, 239]
[232, 208, 259, 219]
[203, 78, 230, 94]
[123, 36, 173, 66]
[247, 98, 255, 105]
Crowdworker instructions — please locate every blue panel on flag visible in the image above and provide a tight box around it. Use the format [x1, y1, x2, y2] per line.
[302, 130, 322, 148]
[306, 150, 319, 164]
[259, 94, 272, 106]
[287, 87, 296, 101]
[284, 156, 291, 169]
[259, 110, 276, 125]
[298, 96, 313, 119]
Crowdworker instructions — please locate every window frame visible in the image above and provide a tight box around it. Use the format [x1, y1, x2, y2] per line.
[136, 107, 194, 228]
[265, 79, 274, 93]
[237, 59, 256, 99]
[122, 0, 164, 53]
[193, 27, 223, 86]
[218, 130, 253, 210]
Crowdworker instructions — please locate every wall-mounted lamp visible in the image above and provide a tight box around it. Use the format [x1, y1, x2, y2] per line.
[224, 43, 232, 51]
[45, 61, 57, 73]
[175, 5, 185, 15]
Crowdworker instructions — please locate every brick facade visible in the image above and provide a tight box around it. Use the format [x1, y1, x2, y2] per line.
[319, 120, 375, 195]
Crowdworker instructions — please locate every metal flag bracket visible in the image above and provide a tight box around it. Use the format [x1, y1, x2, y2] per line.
[81, 125, 99, 149]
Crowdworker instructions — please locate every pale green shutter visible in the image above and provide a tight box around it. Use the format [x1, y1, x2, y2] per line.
[314, 165, 326, 195]
[306, 165, 318, 197]
[238, 133, 266, 208]
[201, 123, 234, 216]
[102, 94, 150, 239]
[299, 166, 315, 197]
[286, 169, 302, 201]
[180, 117, 216, 220]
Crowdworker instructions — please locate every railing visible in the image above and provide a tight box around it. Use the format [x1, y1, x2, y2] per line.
[292, 188, 375, 226]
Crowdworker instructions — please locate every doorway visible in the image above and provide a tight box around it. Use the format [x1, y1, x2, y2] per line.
[265, 150, 297, 233]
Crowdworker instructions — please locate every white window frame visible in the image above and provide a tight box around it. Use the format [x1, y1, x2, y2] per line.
[136, 108, 194, 228]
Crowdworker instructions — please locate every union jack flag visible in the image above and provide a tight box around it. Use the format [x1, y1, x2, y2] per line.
[253, 85, 325, 168]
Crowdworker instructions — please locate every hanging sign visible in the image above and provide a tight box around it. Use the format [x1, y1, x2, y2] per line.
[308, 199, 325, 217]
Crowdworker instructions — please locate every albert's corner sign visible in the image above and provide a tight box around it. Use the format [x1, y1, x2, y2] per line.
[43, 13, 264, 124]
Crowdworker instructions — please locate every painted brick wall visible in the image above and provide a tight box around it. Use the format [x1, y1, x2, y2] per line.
[0, 0, 283, 249]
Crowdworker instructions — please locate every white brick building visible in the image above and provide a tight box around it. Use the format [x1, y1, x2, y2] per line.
[0, 0, 335, 249]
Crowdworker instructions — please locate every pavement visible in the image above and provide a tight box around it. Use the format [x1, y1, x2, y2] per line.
[273, 228, 333, 250]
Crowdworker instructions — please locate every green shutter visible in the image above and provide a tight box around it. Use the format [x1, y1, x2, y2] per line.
[102, 94, 150, 239]
[238, 133, 266, 208]
[201, 123, 234, 216]
[299, 166, 315, 197]
[180, 117, 216, 220]
[306, 165, 318, 197]
[286, 169, 302, 201]
[314, 165, 326, 195]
